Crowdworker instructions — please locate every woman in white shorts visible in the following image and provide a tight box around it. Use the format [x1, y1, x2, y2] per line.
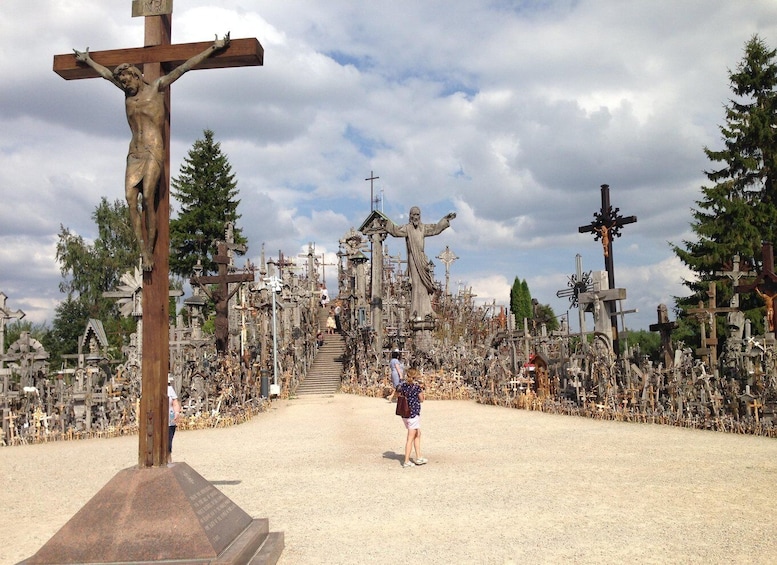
[398, 368, 427, 468]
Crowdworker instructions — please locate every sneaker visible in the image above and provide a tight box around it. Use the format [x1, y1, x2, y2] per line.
[414, 458, 428, 465]
[402, 461, 415, 468]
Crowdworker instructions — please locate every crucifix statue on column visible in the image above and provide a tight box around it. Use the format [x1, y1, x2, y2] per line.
[31, 6, 284, 563]
[53, 3, 262, 469]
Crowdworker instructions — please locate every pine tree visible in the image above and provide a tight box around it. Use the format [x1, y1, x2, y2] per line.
[673, 35, 777, 335]
[170, 129, 246, 278]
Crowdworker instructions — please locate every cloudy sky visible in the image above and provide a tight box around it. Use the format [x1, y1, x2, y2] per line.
[1, 0, 776, 333]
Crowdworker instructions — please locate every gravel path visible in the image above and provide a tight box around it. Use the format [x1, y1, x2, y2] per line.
[3, 394, 777, 564]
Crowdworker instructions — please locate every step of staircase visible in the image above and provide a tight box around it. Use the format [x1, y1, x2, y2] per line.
[295, 332, 345, 396]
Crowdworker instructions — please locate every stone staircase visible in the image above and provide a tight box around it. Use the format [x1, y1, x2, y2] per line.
[295, 333, 345, 396]
[294, 307, 345, 396]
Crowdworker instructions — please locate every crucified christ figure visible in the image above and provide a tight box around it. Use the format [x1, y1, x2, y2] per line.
[74, 34, 230, 270]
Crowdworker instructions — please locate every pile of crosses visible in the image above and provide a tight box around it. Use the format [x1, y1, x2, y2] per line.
[335, 216, 777, 435]
[0, 237, 325, 445]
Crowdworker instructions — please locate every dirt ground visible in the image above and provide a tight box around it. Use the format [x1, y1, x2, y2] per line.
[3, 394, 777, 564]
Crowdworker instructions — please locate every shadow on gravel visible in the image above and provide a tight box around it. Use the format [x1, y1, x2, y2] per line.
[382, 451, 404, 464]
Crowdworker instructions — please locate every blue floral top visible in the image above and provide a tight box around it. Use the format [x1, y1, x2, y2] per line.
[399, 382, 423, 418]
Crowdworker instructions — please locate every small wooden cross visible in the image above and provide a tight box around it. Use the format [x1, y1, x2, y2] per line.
[53, 5, 262, 468]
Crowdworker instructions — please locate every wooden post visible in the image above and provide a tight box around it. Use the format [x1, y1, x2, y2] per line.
[53, 8, 262, 468]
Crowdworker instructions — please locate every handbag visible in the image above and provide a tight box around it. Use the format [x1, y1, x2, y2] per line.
[395, 391, 411, 418]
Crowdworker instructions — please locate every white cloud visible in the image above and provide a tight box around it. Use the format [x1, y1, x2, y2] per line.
[1, 0, 774, 332]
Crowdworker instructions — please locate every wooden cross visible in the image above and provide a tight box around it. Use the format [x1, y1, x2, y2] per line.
[578, 184, 637, 357]
[716, 254, 751, 308]
[53, 5, 262, 468]
[267, 250, 296, 279]
[191, 241, 255, 354]
[687, 282, 737, 371]
[365, 170, 380, 211]
[735, 242, 777, 333]
[649, 304, 678, 368]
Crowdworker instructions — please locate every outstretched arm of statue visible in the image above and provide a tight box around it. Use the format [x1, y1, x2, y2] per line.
[73, 47, 120, 86]
[159, 33, 231, 88]
[443, 212, 457, 221]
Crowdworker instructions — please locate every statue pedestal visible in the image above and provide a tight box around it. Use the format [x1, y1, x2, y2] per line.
[22, 462, 283, 565]
[410, 319, 436, 353]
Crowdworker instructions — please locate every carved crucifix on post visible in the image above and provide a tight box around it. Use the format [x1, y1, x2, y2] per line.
[578, 184, 637, 357]
[735, 241, 777, 334]
[53, 5, 262, 468]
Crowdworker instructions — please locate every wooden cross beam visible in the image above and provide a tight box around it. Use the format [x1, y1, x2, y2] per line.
[53, 8, 262, 468]
[53, 38, 263, 80]
[578, 184, 637, 358]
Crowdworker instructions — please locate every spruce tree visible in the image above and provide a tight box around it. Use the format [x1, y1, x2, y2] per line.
[170, 129, 246, 278]
[673, 35, 777, 335]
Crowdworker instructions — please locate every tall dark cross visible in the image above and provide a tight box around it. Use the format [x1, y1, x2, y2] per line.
[268, 250, 296, 279]
[366, 170, 380, 211]
[649, 304, 678, 369]
[578, 184, 637, 357]
[191, 241, 255, 354]
[735, 241, 777, 333]
[53, 5, 262, 467]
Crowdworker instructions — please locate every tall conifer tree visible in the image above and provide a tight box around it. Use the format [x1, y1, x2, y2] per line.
[170, 129, 246, 278]
[673, 35, 777, 333]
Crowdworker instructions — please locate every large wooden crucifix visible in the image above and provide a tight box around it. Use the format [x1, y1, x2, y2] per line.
[578, 184, 637, 357]
[191, 240, 255, 354]
[53, 4, 262, 468]
[735, 241, 777, 333]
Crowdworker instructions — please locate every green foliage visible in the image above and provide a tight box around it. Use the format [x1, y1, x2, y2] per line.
[509, 277, 534, 326]
[170, 129, 246, 279]
[672, 35, 777, 340]
[56, 198, 137, 306]
[509, 276, 557, 330]
[4, 320, 50, 352]
[534, 302, 559, 332]
[53, 198, 139, 359]
[48, 297, 90, 367]
[623, 329, 660, 362]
